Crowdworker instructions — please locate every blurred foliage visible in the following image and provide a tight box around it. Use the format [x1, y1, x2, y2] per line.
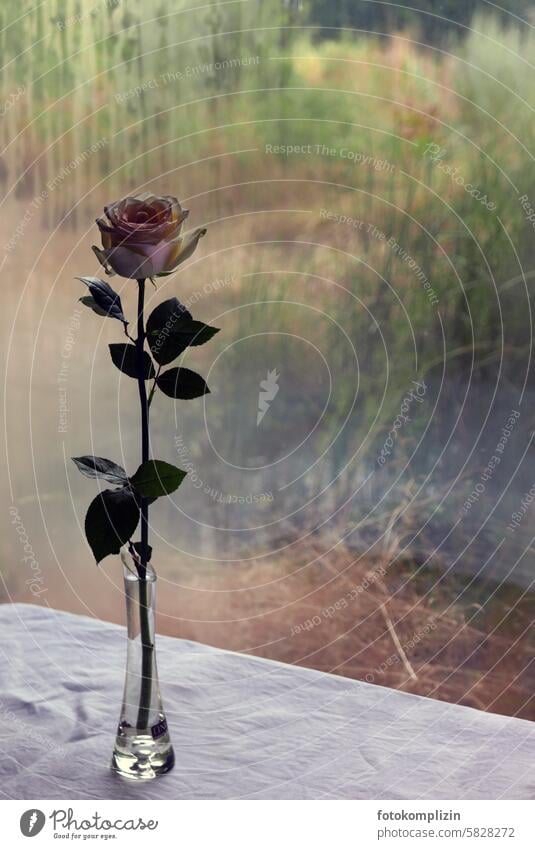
[306, 0, 534, 44]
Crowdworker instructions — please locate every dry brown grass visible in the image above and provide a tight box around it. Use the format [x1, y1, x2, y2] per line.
[151, 537, 534, 722]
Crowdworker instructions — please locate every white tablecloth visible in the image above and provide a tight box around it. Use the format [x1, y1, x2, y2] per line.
[0, 603, 533, 800]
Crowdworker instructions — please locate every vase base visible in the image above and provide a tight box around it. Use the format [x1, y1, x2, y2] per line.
[112, 733, 175, 781]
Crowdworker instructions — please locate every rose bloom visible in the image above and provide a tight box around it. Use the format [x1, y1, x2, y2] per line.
[94, 192, 206, 279]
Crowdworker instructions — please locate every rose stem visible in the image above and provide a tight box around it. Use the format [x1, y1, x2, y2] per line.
[147, 364, 161, 408]
[135, 277, 153, 731]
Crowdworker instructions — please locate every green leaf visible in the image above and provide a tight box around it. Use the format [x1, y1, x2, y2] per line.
[79, 295, 108, 317]
[149, 319, 220, 365]
[156, 367, 210, 399]
[182, 320, 220, 348]
[109, 343, 155, 380]
[146, 298, 219, 364]
[77, 277, 126, 324]
[72, 456, 128, 486]
[146, 298, 190, 364]
[84, 489, 140, 563]
[147, 298, 192, 332]
[130, 460, 187, 499]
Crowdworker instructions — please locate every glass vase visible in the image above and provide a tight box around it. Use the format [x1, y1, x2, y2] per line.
[111, 555, 174, 780]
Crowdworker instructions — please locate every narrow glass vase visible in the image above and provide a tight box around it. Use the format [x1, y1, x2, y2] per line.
[111, 558, 174, 780]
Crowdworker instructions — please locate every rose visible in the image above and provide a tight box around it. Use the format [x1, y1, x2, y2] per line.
[94, 192, 207, 279]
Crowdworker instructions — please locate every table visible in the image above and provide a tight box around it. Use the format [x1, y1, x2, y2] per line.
[0, 603, 533, 799]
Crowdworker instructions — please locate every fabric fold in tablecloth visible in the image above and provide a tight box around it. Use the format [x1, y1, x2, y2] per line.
[0, 603, 533, 799]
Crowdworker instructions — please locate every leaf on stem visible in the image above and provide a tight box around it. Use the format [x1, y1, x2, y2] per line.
[130, 459, 187, 499]
[77, 277, 127, 326]
[146, 298, 219, 365]
[72, 456, 128, 486]
[109, 343, 156, 380]
[84, 488, 140, 563]
[146, 298, 190, 365]
[156, 367, 210, 399]
[79, 295, 108, 317]
[147, 297, 192, 330]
